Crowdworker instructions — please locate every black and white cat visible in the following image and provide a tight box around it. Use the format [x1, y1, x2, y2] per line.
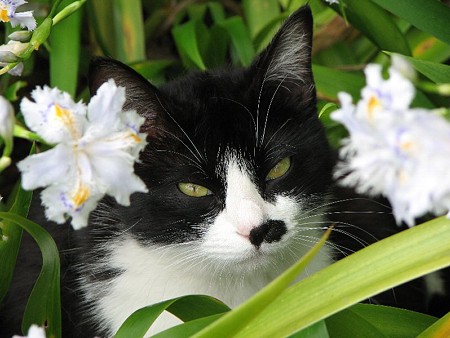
[2, 5, 449, 337]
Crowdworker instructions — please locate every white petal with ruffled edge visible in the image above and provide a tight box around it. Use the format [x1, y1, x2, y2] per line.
[21, 86, 87, 144]
[17, 143, 74, 190]
[9, 11, 36, 30]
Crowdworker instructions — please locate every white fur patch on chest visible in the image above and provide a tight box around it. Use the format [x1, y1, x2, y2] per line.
[83, 157, 333, 336]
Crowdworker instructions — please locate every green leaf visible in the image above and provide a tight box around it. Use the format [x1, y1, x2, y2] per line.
[0, 182, 33, 304]
[172, 21, 207, 70]
[336, 0, 411, 55]
[0, 212, 61, 338]
[418, 310, 450, 338]
[88, 0, 115, 56]
[326, 304, 437, 338]
[153, 314, 224, 338]
[192, 228, 333, 338]
[312, 64, 365, 100]
[131, 60, 175, 85]
[233, 217, 450, 337]
[370, 0, 450, 47]
[218, 17, 256, 67]
[207, 2, 225, 23]
[289, 320, 330, 338]
[395, 54, 450, 84]
[253, 14, 288, 52]
[114, 295, 230, 338]
[244, 0, 280, 38]
[113, 0, 146, 63]
[4, 81, 27, 101]
[50, 0, 82, 96]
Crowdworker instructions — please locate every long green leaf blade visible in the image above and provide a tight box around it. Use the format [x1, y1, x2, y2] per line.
[371, 0, 450, 47]
[172, 21, 207, 70]
[0, 183, 33, 303]
[0, 212, 61, 338]
[113, 0, 146, 63]
[336, 0, 411, 55]
[326, 304, 437, 338]
[114, 295, 230, 338]
[218, 17, 255, 66]
[235, 217, 450, 337]
[192, 227, 332, 338]
[396, 54, 450, 84]
[418, 311, 450, 338]
[50, 0, 82, 96]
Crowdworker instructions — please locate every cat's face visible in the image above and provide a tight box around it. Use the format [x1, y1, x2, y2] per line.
[88, 6, 333, 272]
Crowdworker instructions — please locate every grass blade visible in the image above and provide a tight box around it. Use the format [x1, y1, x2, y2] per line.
[192, 227, 333, 338]
[0, 212, 61, 338]
[114, 295, 230, 338]
[50, 0, 82, 96]
[113, 0, 146, 63]
[235, 217, 450, 337]
[371, 0, 450, 47]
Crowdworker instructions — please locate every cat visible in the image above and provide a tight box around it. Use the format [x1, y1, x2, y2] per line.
[1, 5, 448, 337]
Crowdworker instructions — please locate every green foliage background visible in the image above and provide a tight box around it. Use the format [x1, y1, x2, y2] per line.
[1, 0, 450, 337]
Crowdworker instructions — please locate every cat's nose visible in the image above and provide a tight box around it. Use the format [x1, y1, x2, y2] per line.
[235, 199, 264, 237]
[249, 220, 287, 248]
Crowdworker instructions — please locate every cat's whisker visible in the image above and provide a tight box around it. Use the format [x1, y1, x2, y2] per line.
[153, 93, 207, 165]
[149, 126, 205, 169]
[262, 119, 292, 152]
[260, 75, 288, 147]
[155, 149, 206, 173]
[215, 96, 256, 134]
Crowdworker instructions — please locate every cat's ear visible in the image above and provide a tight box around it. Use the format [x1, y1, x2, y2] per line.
[88, 57, 164, 136]
[250, 5, 314, 93]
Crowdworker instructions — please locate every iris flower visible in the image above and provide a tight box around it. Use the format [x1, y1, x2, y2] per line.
[18, 80, 148, 229]
[332, 63, 450, 226]
[0, 0, 36, 31]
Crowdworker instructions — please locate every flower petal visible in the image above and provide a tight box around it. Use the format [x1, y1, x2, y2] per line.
[88, 153, 147, 205]
[20, 86, 87, 143]
[87, 79, 126, 132]
[17, 143, 74, 190]
[40, 184, 102, 229]
[0, 95, 15, 141]
[9, 11, 36, 30]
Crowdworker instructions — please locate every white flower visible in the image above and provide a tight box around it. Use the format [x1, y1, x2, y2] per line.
[332, 63, 450, 226]
[17, 80, 148, 229]
[0, 0, 36, 31]
[358, 64, 415, 122]
[12, 324, 46, 338]
[0, 40, 28, 76]
[324, 0, 339, 4]
[0, 95, 15, 143]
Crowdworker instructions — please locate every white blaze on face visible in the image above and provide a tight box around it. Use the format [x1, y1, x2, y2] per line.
[200, 155, 293, 264]
[225, 160, 265, 238]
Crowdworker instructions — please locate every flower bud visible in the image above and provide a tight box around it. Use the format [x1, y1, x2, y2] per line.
[8, 30, 33, 42]
[0, 96, 15, 144]
[0, 51, 20, 63]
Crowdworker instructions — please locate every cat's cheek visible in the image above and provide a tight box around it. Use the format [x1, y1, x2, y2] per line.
[265, 195, 301, 231]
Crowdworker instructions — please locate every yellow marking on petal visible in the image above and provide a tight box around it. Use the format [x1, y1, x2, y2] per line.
[129, 132, 141, 143]
[54, 103, 79, 138]
[72, 184, 90, 208]
[400, 140, 417, 155]
[0, 8, 10, 22]
[367, 95, 381, 120]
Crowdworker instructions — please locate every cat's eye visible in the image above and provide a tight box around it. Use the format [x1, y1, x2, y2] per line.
[178, 182, 212, 197]
[266, 157, 291, 181]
